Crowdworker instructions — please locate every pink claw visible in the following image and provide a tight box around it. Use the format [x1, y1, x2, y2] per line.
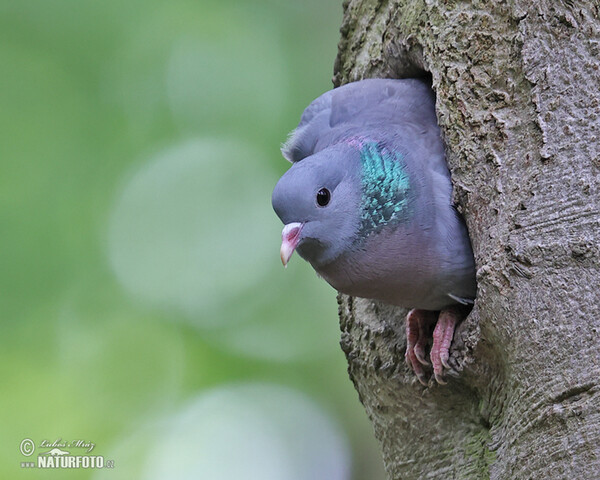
[404, 309, 435, 385]
[431, 308, 460, 384]
[405, 307, 463, 385]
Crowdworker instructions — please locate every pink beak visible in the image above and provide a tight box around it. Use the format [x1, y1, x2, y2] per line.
[280, 222, 303, 267]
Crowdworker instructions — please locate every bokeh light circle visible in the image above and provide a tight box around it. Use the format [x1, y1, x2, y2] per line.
[94, 383, 351, 480]
[167, 30, 287, 132]
[108, 138, 277, 326]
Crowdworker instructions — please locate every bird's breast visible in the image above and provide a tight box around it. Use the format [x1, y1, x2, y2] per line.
[314, 226, 473, 310]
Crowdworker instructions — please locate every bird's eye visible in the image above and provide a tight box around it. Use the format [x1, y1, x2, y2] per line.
[316, 188, 331, 207]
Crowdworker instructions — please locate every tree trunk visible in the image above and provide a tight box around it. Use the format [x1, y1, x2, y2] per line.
[333, 1, 600, 478]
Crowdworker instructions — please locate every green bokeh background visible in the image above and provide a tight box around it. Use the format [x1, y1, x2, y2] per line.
[0, 0, 386, 478]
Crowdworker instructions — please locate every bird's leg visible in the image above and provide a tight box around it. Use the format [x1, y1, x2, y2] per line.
[430, 307, 461, 384]
[405, 309, 436, 385]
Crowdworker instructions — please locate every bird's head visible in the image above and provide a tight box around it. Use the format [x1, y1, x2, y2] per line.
[271, 143, 362, 268]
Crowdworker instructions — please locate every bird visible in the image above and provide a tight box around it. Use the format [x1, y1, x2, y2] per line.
[271, 78, 477, 384]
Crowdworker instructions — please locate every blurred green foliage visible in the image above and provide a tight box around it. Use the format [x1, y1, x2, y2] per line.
[0, 1, 386, 478]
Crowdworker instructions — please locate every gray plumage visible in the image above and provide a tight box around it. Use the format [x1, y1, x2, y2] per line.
[272, 78, 476, 311]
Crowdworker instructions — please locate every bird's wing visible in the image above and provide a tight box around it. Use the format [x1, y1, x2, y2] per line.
[281, 88, 333, 162]
[282, 78, 437, 163]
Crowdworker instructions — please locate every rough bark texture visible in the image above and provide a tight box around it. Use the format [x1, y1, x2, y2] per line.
[333, 1, 600, 478]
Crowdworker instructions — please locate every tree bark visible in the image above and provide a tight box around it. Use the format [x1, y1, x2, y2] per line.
[333, 1, 600, 478]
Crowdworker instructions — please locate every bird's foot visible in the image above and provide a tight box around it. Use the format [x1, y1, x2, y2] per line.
[404, 309, 436, 385]
[431, 307, 460, 384]
[405, 307, 462, 385]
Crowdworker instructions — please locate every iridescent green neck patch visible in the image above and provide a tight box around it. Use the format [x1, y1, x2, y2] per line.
[359, 142, 411, 234]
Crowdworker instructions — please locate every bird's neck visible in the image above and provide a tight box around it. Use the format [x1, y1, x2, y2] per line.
[355, 141, 414, 238]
